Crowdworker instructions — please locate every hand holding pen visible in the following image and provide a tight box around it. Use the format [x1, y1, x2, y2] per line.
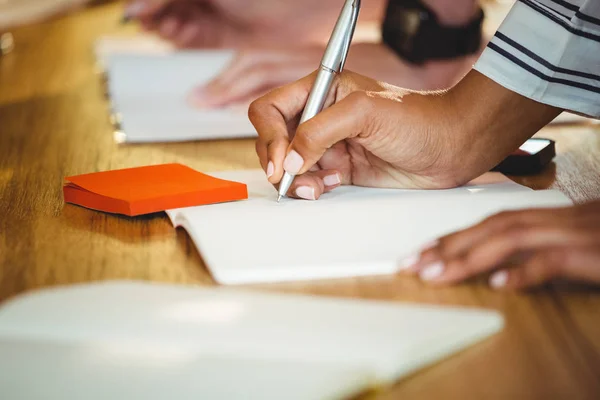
[275, 0, 361, 201]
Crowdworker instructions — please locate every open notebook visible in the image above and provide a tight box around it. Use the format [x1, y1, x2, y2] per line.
[0, 281, 503, 400]
[105, 52, 256, 143]
[166, 170, 572, 285]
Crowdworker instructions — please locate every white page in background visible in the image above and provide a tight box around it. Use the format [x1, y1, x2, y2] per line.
[94, 35, 175, 69]
[166, 170, 571, 285]
[0, 281, 503, 399]
[107, 52, 256, 143]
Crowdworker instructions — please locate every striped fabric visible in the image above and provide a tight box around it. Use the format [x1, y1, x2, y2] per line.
[474, 0, 600, 117]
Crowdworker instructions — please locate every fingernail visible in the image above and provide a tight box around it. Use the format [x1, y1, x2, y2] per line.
[125, 2, 145, 17]
[283, 150, 304, 175]
[323, 173, 341, 187]
[398, 253, 419, 272]
[419, 261, 445, 282]
[295, 186, 316, 200]
[266, 161, 274, 179]
[490, 270, 508, 289]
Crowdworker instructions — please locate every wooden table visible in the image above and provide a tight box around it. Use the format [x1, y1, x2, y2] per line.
[1, 2, 600, 399]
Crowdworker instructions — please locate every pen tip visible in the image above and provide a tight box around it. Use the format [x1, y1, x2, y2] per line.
[277, 195, 282, 203]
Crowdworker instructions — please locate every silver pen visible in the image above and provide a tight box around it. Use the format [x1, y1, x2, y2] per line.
[277, 0, 361, 202]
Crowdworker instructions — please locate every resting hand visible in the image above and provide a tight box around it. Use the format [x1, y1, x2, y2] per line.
[190, 43, 472, 108]
[125, 0, 385, 48]
[406, 200, 600, 289]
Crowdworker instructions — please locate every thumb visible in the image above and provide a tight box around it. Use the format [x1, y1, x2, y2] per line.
[283, 91, 374, 175]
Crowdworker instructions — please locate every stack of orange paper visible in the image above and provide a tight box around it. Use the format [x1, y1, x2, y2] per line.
[63, 164, 248, 216]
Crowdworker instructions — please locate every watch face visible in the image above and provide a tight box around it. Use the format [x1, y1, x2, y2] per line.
[385, 7, 428, 53]
[391, 8, 427, 36]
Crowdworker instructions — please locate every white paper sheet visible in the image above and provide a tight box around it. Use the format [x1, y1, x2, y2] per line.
[106, 52, 257, 143]
[166, 170, 572, 285]
[0, 281, 503, 400]
[95, 35, 175, 69]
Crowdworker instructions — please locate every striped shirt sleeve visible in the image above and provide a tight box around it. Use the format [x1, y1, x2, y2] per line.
[474, 0, 600, 118]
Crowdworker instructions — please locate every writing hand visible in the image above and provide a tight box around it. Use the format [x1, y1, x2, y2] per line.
[248, 70, 459, 200]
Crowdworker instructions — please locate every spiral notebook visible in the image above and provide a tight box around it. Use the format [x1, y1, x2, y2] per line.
[104, 52, 257, 143]
[166, 170, 572, 285]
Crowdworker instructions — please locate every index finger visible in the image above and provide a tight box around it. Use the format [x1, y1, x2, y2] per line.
[248, 73, 317, 184]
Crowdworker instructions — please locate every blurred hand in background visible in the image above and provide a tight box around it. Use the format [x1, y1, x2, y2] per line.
[188, 43, 477, 108]
[125, 0, 386, 48]
[185, 0, 482, 108]
[125, 0, 483, 109]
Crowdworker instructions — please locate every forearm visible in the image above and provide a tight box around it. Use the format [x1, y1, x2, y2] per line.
[444, 70, 561, 184]
[441, 0, 600, 184]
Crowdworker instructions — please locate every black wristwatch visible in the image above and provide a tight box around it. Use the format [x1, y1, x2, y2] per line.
[382, 0, 484, 65]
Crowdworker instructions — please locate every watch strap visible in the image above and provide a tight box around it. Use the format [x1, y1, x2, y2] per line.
[382, 0, 484, 64]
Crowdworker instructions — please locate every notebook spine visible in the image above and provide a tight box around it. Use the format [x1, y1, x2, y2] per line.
[99, 68, 127, 143]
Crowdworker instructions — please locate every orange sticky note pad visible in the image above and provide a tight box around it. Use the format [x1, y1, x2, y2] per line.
[63, 164, 248, 216]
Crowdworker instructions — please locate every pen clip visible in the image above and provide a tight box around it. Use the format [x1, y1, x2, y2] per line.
[339, 0, 360, 72]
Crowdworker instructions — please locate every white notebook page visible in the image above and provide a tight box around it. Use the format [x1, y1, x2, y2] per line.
[106, 52, 257, 143]
[167, 170, 572, 285]
[0, 282, 503, 400]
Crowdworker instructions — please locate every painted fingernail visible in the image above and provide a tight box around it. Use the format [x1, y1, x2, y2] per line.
[490, 270, 508, 289]
[398, 253, 419, 272]
[266, 161, 274, 178]
[283, 150, 304, 175]
[125, 2, 145, 17]
[295, 186, 316, 200]
[323, 173, 341, 187]
[419, 261, 445, 282]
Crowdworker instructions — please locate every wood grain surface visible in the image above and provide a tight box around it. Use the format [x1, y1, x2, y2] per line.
[1, 2, 599, 399]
